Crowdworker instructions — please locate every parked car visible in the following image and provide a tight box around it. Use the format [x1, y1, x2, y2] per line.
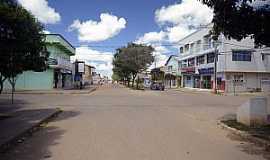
[150, 81, 165, 91]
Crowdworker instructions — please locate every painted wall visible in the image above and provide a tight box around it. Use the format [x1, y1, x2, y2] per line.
[4, 69, 54, 90]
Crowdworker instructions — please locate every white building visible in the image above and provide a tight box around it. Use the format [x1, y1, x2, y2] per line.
[178, 24, 270, 93]
[164, 55, 181, 88]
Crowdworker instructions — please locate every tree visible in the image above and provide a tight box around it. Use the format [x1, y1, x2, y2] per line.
[112, 43, 155, 88]
[0, 0, 48, 102]
[200, 0, 270, 47]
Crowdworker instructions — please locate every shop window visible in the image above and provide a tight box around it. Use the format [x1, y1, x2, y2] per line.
[232, 50, 252, 61]
[207, 52, 215, 63]
[196, 55, 205, 65]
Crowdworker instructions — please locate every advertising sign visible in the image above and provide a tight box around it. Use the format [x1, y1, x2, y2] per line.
[78, 62, 85, 73]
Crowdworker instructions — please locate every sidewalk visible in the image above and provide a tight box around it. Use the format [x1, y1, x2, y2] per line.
[0, 107, 61, 152]
[3, 85, 98, 95]
[168, 87, 214, 94]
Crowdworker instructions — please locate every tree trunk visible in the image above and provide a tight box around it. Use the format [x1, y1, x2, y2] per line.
[0, 75, 6, 94]
[9, 77, 16, 104]
[132, 74, 137, 88]
[136, 77, 139, 90]
[132, 79, 135, 87]
[0, 81, 3, 94]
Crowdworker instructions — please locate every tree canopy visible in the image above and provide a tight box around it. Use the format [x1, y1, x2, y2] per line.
[112, 43, 154, 87]
[200, 0, 270, 47]
[0, 0, 48, 96]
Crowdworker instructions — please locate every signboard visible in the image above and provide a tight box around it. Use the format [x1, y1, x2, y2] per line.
[181, 67, 195, 74]
[78, 62, 85, 73]
[198, 67, 214, 75]
[47, 58, 58, 65]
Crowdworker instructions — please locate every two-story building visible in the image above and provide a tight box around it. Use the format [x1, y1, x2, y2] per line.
[164, 55, 181, 88]
[4, 34, 75, 90]
[178, 24, 270, 93]
[83, 65, 95, 85]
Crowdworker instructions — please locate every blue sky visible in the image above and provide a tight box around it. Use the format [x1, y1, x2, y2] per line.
[18, 0, 213, 77]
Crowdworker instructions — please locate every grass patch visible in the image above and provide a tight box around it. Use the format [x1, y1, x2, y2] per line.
[222, 119, 270, 141]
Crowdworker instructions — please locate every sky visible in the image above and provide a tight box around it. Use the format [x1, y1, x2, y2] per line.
[18, 0, 213, 77]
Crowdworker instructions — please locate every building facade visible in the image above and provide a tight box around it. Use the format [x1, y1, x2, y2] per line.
[83, 65, 95, 85]
[164, 55, 181, 88]
[177, 24, 270, 93]
[4, 34, 75, 90]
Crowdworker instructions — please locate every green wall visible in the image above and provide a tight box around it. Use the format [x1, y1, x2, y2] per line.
[4, 69, 54, 90]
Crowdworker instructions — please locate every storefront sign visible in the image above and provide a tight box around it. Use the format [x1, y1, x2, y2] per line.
[198, 67, 214, 75]
[181, 67, 195, 74]
[48, 58, 58, 65]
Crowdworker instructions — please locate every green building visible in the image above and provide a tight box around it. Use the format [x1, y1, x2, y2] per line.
[4, 34, 75, 90]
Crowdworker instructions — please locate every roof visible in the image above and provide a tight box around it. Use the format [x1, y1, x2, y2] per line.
[165, 55, 179, 66]
[44, 34, 75, 56]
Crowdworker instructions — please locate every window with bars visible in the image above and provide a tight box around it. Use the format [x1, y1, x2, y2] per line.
[196, 55, 205, 65]
[232, 50, 252, 61]
[207, 52, 215, 63]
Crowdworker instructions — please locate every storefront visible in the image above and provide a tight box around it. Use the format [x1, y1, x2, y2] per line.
[198, 67, 214, 89]
[3, 34, 75, 91]
[181, 67, 198, 88]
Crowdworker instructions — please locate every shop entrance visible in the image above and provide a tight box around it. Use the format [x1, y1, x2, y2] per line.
[202, 76, 212, 89]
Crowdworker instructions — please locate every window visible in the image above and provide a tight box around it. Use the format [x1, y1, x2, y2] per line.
[233, 75, 244, 82]
[232, 51, 252, 61]
[180, 47, 184, 54]
[168, 66, 173, 71]
[262, 54, 265, 61]
[184, 44, 190, 52]
[188, 58, 195, 67]
[207, 53, 215, 63]
[196, 55, 205, 65]
[181, 60, 187, 68]
[203, 35, 211, 50]
[190, 43, 195, 53]
[196, 40, 201, 52]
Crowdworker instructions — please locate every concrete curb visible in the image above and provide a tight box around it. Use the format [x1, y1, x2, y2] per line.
[2, 87, 98, 95]
[0, 109, 62, 153]
[217, 120, 270, 148]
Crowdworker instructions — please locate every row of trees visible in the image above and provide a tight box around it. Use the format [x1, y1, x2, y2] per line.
[0, 0, 48, 102]
[112, 43, 154, 89]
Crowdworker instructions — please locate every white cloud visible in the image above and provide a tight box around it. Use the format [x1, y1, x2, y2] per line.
[71, 46, 114, 77]
[18, 0, 61, 24]
[155, 0, 213, 26]
[42, 30, 51, 34]
[69, 13, 127, 42]
[135, 31, 166, 44]
[150, 45, 169, 69]
[166, 25, 195, 43]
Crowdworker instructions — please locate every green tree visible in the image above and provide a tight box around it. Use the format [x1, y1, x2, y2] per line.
[0, 0, 48, 102]
[200, 0, 270, 47]
[113, 43, 154, 88]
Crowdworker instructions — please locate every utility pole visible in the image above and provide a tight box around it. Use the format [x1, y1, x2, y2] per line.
[213, 42, 218, 94]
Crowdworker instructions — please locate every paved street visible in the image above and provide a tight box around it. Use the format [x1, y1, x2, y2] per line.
[1, 84, 269, 160]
